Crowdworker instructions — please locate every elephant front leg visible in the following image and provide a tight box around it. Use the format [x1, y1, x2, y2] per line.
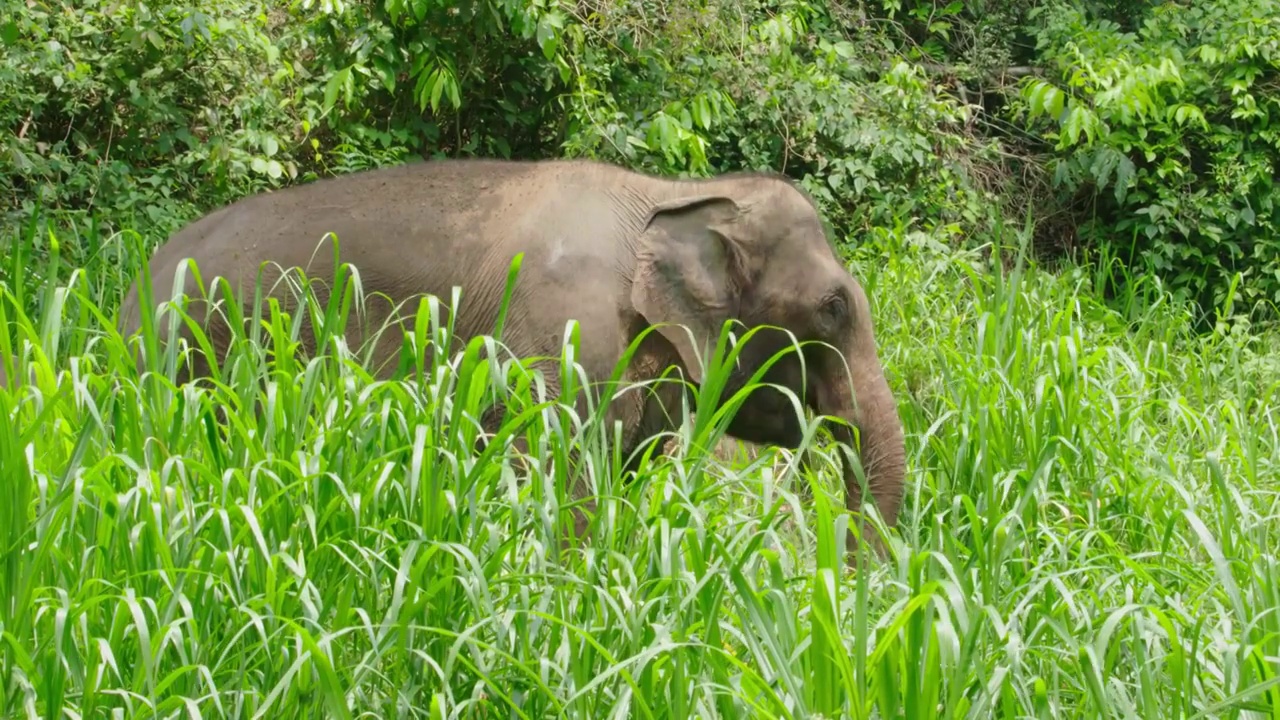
[609, 367, 691, 475]
[470, 369, 601, 543]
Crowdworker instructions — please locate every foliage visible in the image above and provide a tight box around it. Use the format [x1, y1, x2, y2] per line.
[712, 3, 998, 238]
[289, 0, 571, 162]
[0, 0, 579, 258]
[870, 0, 1044, 74]
[289, 0, 1005, 239]
[7, 0, 1280, 321]
[0, 0, 296, 231]
[1, 0, 1008, 276]
[1013, 0, 1280, 316]
[3, 217, 1280, 717]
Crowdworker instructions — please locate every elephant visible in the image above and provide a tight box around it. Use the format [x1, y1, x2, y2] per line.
[117, 158, 907, 554]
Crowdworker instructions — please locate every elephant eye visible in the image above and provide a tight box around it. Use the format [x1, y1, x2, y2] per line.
[816, 288, 849, 334]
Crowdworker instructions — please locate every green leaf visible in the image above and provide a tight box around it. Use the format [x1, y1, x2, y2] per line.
[536, 20, 559, 61]
[429, 70, 445, 113]
[1024, 80, 1046, 119]
[1197, 44, 1222, 64]
[446, 74, 460, 109]
[373, 58, 396, 93]
[1114, 155, 1135, 204]
[323, 67, 352, 112]
[1063, 107, 1082, 146]
[556, 54, 571, 84]
[1044, 86, 1065, 119]
[1090, 146, 1121, 189]
[0, 21, 19, 46]
[692, 96, 711, 130]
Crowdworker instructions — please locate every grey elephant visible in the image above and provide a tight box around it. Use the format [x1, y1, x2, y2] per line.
[118, 158, 907, 553]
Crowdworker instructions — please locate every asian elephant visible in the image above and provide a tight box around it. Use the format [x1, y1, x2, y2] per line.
[118, 158, 907, 554]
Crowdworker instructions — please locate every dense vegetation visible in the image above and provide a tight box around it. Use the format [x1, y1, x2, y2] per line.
[2, 0, 1279, 717]
[9, 0, 1280, 316]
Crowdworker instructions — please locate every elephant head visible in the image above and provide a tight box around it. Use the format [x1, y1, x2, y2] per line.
[628, 174, 907, 545]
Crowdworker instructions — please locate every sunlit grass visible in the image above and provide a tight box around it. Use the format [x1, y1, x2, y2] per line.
[1, 216, 1278, 718]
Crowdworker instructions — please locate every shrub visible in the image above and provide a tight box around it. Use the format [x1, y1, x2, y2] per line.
[1014, 0, 1280, 318]
[556, 1, 1005, 243]
[0, 0, 298, 235]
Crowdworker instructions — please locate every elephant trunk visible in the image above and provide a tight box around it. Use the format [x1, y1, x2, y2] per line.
[815, 330, 906, 550]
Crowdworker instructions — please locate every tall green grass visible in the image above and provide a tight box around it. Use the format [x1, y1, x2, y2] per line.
[1, 216, 1278, 718]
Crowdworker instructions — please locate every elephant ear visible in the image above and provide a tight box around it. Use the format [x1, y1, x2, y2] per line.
[631, 195, 746, 384]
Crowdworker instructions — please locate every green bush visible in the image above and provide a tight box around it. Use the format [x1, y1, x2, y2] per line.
[553, 1, 1004, 242]
[0, 0, 297, 233]
[1014, 0, 1280, 317]
[16, 0, 1278, 325]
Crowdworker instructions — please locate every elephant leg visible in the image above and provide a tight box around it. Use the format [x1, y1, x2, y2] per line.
[618, 379, 689, 475]
[548, 353, 687, 546]
[469, 337, 689, 550]
[467, 363, 597, 541]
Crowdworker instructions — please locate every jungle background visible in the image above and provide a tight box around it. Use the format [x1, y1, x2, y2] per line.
[7, 0, 1280, 315]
